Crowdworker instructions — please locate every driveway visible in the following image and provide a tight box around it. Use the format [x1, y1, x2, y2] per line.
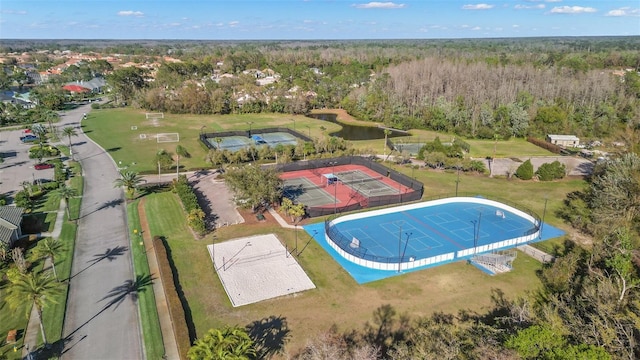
[58, 104, 143, 360]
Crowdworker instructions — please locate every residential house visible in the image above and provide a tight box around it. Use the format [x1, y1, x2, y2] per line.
[0, 206, 25, 247]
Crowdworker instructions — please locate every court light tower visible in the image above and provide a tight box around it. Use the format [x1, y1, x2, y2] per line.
[246, 121, 254, 137]
[455, 165, 461, 197]
[329, 161, 338, 214]
[397, 220, 404, 272]
[540, 196, 548, 239]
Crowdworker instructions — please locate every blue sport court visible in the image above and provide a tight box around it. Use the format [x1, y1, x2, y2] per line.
[304, 197, 565, 283]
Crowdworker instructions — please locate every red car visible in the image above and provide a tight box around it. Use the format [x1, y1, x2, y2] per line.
[34, 163, 54, 170]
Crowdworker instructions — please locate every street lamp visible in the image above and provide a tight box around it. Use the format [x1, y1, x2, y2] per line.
[294, 221, 299, 256]
[305, 125, 311, 138]
[246, 121, 254, 137]
[200, 125, 206, 136]
[290, 118, 296, 131]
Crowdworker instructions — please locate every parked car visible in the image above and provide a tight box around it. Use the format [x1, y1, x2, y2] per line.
[20, 134, 38, 143]
[34, 163, 54, 170]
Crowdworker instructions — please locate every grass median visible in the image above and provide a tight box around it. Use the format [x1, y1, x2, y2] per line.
[127, 200, 165, 360]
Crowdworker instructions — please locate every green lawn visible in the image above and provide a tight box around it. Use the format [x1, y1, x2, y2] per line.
[82, 109, 342, 174]
[82, 109, 555, 174]
[140, 190, 555, 353]
[126, 200, 165, 360]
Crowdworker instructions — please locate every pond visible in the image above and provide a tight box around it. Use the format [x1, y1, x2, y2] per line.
[306, 113, 406, 141]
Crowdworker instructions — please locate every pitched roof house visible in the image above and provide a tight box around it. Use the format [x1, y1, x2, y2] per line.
[0, 206, 25, 247]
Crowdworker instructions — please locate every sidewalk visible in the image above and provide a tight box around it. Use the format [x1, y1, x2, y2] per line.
[22, 199, 67, 358]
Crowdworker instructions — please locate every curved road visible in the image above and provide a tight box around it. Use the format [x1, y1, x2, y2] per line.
[59, 104, 143, 359]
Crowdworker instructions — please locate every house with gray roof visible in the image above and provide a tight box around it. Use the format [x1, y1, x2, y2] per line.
[0, 206, 25, 247]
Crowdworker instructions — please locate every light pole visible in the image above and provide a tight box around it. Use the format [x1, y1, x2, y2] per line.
[329, 161, 337, 214]
[290, 118, 296, 131]
[471, 220, 477, 260]
[540, 197, 548, 239]
[246, 121, 254, 137]
[294, 221, 299, 256]
[397, 221, 404, 272]
[305, 125, 311, 138]
[200, 125, 206, 136]
[455, 165, 460, 197]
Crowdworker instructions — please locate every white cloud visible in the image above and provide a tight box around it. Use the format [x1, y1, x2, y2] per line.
[512, 24, 520, 27]
[1, 9, 27, 15]
[228, 21, 240, 27]
[515, 4, 545, 9]
[462, 4, 495, 10]
[606, 7, 640, 17]
[352, 2, 406, 9]
[117, 10, 144, 17]
[550, 6, 596, 14]
[471, 26, 482, 30]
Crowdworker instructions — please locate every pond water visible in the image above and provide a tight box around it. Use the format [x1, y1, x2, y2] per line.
[306, 113, 405, 141]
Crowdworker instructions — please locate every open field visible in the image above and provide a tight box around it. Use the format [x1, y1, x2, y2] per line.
[82, 108, 555, 173]
[143, 190, 551, 354]
[82, 109, 343, 173]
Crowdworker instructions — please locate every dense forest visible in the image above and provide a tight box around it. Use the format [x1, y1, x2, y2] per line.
[95, 37, 638, 142]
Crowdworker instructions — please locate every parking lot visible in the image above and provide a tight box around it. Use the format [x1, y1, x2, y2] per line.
[0, 128, 56, 202]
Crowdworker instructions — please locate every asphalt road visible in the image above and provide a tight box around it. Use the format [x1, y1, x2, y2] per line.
[59, 104, 143, 360]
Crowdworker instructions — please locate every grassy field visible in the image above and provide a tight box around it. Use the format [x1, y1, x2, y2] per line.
[82, 108, 343, 173]
[142, 190, 551, 355]
[82, 108, 553, 174]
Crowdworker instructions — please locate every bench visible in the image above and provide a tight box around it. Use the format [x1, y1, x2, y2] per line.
[256, 213, 265, 221]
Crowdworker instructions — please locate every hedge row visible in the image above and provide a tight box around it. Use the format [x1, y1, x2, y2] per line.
[153, 235, 191, 360]
[527, 137, 562, 154]
[172, 175, 206, 235]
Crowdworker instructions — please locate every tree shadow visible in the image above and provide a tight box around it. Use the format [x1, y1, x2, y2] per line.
[80, 198, 124, 219]
[246, 315, 291, 359]
[31, 275, 154, 359]
[161, 236, 197, 342]
[65, 246, 128, 281]
[106, 147, 121, 153]
[192, 182, 218, 231]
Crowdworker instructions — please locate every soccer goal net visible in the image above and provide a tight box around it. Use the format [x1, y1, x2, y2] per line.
[145, 112, 164, 119]
[156, 133, 180, 143]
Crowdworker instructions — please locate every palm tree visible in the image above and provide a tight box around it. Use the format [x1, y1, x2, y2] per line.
[62, 126, 78, 159]
[5, 271, 64, 346]
[175, 145, 190, 176]
[113, 170, 144, 199]
[53, 185, 77, 220]
[31, 123, 48, 148]
[31, 238, 66, 281]
[187, 327, 256, 360]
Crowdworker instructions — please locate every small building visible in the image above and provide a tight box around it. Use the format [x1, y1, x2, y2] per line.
[546, 134, 580, 148]
[0, 206, 25, 247]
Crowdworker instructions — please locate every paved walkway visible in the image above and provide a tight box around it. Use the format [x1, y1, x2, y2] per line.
[22, 199, 66, 358]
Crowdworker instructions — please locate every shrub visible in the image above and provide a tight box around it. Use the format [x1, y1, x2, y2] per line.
[172, 175, 207, 235]
[536, 161, 566, 181]
[515, 159, 534, 180]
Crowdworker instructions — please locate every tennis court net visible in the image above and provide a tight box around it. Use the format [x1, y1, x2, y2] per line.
[285, 182, 327, 192]
[339, 176, 385, 186]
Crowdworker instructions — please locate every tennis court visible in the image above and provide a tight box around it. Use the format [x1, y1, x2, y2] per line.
[336, 170, 399, 197]
[310, 196, 565, 283]
[207, 132, 299, 152]
[283, 177, 336, 207]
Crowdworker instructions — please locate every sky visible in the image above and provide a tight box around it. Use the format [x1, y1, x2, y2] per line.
[1, 0, 638, 40]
